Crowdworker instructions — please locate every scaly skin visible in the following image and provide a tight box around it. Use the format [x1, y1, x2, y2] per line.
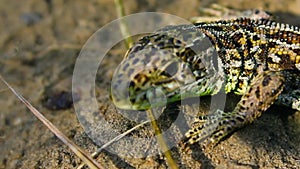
[111, 10, 300, 148]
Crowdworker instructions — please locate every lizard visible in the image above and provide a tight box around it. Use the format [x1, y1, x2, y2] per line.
[110, 9, 300, 149]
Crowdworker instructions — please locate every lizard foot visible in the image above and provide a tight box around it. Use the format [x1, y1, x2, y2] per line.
[182, 109, 242, 149]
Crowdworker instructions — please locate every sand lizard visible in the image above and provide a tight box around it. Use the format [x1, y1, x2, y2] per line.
[111, 9, 300, 148]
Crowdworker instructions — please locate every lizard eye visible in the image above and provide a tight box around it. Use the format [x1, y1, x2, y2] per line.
[163, 61, 178, 77]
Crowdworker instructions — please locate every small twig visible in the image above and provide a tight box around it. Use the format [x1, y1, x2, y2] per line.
[97, 120, 150, 154]
[147, 109, 179, 169]
[0, 75, 103, 169]
[77, 120, 150, 169]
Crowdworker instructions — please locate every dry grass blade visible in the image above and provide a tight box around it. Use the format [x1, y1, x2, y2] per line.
[77, 120, 151, 169]
[95, 119, 150, 155]
[0, 75, 103, 169]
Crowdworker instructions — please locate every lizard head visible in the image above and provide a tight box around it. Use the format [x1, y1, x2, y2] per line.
[111, 26, 215, 110]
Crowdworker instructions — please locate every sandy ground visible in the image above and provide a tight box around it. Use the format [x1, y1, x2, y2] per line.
[0, 0, 300, 168]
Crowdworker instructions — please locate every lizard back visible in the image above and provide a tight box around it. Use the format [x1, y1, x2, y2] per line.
[111, 18, 300, 110]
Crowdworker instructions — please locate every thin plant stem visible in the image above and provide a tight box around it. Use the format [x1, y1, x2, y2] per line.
[147, 109, 179, 169]
[114, 0, 133, 49]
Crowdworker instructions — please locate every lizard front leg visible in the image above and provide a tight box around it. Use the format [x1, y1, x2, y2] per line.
[276, 70, 300, 111]
[183, 71, 285, 149]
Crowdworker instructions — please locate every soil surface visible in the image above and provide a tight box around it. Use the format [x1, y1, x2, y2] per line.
[0, 0, 300, 169]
